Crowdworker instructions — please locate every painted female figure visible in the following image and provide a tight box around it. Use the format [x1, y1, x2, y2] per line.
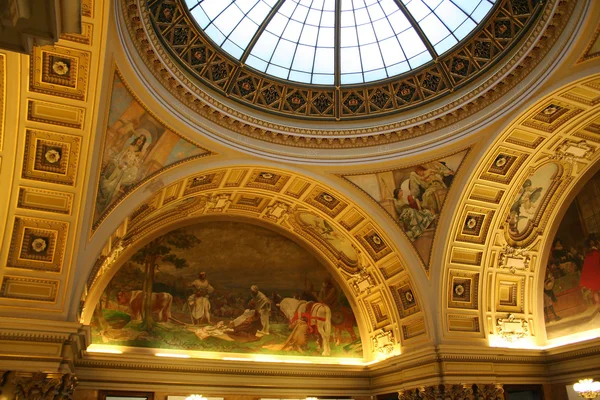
[97, 133, 148, 213]
[392, 184, 436, 241]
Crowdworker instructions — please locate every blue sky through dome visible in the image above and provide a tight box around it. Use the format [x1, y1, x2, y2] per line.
[185, 0, 497, 85]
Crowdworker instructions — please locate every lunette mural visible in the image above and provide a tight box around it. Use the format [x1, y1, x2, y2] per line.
[92, 220, 362, 357]
[543, 171, 600, 339]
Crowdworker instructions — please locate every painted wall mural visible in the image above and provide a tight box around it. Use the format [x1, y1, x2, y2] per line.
[92, 221, 362, 358]
[341, 150, 468, 267]
[544, 171, 600, 340]
[292, 211, 359, 273]
[507, 162, 563, 245]
[93, 72, 211, 228]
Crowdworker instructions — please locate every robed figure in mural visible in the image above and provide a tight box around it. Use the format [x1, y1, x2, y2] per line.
[188, 272, 214, 325]
[508, 178, 543, 235]
[250, 285, 271, 335]
[392, 184, 436, 240]
[409, 162, 455, 214]
[97, 133, 149, 214]
[581, 238, 600, 305]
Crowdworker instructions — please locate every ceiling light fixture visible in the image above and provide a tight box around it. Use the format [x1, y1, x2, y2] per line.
[185, 395, 207, 400]
[574, 379, 600, 399]
[155, 353, 191, 358]
[86, 348, 123, 354]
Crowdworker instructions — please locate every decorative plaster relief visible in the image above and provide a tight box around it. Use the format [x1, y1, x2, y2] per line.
[27, 99, 85, 129]
[17, 187, 73, 215]
[0, 276, 59, 302]
[498, 245, 531, 274]
[7, 217, 68, 272]
[496, 314, 529, 342]
[21, 129, 81, 186]
[29, 46, 90, 101]
[390, 277, 420, 319]
[448, 270, 479, 310]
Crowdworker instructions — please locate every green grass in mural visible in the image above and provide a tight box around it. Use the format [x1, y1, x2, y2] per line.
[91, 319, 361, 357]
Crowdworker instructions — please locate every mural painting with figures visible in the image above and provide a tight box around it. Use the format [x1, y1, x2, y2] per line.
[92, 221, 362, 358]
[543, 171, 600, 339]
[341, 151, 467, 266]
[293, 211, 359, 272]
[508, 162, 561, 240]
[94, 72, 210, 226]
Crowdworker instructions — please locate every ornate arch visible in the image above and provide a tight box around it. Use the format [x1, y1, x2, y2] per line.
[81, 165, 430, 361]
[443, 73, 600, 345]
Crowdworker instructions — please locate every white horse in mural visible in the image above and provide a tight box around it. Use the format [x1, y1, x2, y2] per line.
[278, 298, 332, 356]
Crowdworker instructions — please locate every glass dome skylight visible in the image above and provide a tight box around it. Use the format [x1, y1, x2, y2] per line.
[185, 0, 497, 85]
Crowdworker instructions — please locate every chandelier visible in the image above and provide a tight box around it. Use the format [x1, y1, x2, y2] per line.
[574, 379, 600, 399]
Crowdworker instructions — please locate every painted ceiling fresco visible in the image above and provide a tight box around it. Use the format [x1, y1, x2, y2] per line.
[92, 220, 362, 358]
[93, 72, 211, 229]
[544, 170, 600, 340]
[341, 150, 468, 267]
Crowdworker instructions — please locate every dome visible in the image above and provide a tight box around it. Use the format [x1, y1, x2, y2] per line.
[185, 0, 497, 85]
[148, 0, 548, 121]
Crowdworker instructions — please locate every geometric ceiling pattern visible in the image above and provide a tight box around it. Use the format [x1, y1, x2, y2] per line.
[443, 74, 600, 342]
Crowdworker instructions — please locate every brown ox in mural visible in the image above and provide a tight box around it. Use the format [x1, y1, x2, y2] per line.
[117, 290, 173, 322]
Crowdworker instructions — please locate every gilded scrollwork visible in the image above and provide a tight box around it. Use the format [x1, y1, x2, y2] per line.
[496, 314, 529, 343]
[498, 244, 531, 274]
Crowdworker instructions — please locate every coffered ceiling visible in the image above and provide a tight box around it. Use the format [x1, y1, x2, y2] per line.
[0, 0, 599, 395]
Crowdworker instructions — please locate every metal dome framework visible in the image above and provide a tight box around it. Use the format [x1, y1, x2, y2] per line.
[185, 0, 497, 85]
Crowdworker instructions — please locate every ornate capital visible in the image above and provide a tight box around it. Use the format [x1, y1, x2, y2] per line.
[398, 384, 501, 400]
[12, 372, 78, 400]
[475, 384, 504, 400]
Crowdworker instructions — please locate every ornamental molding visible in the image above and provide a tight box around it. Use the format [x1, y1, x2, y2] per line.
[496, 314, 529, 342]
[498, 244, 531, 274]
[552, 138, 596, 162]
[372, 330, 395, 355]
[0, 331, 70, 343]
[73, 359, 366, 378]
[118, 0, 574, 149]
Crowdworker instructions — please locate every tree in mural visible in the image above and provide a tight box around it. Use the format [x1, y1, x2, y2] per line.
[131, 229, 200, 332]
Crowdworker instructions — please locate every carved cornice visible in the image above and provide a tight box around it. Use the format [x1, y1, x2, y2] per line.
[74, 359, 367, 378]
[0, 332, 68, 343]
[118, 0, 575, 149]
